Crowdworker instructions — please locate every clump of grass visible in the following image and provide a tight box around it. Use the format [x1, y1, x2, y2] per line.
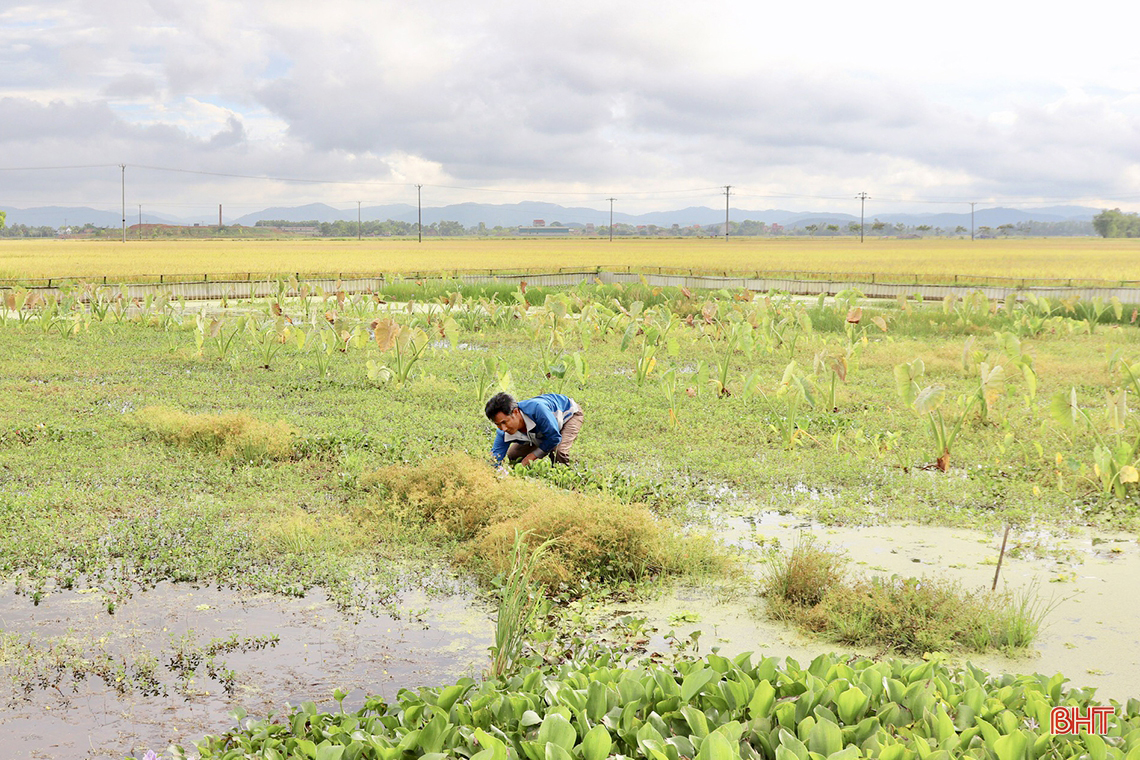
[130, 406, 298, 462]
[361, 451, 527, 541]
[762, 536, 1053, 654]
[364, 453, 730, 591]
[489, 530, 554, 679]
[763, 534, 847, 611]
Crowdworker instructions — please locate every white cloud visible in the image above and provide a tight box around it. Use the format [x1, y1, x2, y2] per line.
[0, 0, 1139, 213]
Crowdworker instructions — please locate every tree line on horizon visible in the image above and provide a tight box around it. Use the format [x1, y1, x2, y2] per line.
[0, 213, 1097, 238]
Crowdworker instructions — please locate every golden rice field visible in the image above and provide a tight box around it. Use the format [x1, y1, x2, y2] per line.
[1, 236, 1138, 283]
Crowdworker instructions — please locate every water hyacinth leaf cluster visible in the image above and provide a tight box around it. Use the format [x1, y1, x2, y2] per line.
[184, 651, 1140, 760]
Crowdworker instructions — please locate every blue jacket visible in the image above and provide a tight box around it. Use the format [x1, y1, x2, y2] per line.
[491, 394, 580, 464]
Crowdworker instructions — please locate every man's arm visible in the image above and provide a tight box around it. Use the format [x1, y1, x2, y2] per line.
[490, 430, 509, 464]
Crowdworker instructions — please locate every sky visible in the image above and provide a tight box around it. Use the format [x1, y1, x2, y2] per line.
[2, 0, 1140, 218]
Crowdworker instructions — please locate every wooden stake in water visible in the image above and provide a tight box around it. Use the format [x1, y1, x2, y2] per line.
[992, 524, 1011, 591]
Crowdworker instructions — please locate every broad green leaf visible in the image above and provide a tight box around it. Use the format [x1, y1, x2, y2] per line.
[836, 687, 870, 725]
[807, 718, 843, 756]
[914, 385, 946, 415]
[315, 745, 345, 760]
[993, 732, 1027, 760]
[682, 667, 717, 703]
[580, 724, 612, 760]
[546, 742, 574, 760]
[749, 680, 776, 717]
[537, 713, 577, 751]
[698, 731, 739, 760]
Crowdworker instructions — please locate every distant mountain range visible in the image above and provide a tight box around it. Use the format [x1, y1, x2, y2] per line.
[0, 201, 1103, 230]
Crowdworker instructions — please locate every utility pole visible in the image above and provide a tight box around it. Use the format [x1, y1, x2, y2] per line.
[856, 192, 870, 243]
[120, 164, 126, 243]
[417, 184, 423, 243]
[358, 201, 362, 241]
[969, 202, 976, 241]
[138, 204, 142, 239]
[219, 204, 223, 228]
[724, 186, 732, 241]
[607, 197, 616, 242]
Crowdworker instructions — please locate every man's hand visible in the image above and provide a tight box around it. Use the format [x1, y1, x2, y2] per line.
[518, 453, 539, 467]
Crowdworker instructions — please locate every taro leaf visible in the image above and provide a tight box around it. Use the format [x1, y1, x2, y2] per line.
[1120, 466, 1139, 484]
[831, 356, 848, 383]
[372, 319, 401, 351]
[845, 307, 862, 324]
[871, 316, 888, 332]
[537, 713, 577, 751]
[913, 385, 946, 416]
[681, 666, 716, 703]
[979, 363, 1005, 409]
[621, 321, 639, 352]
[1049, 389, 1081, 429]
[580, 724, 612, 760]
[1021, 364, 1037, 400]
[1104, 389, 1128, 432]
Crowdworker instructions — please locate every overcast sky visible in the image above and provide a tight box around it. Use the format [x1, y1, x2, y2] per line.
[2, 0, 1140, 216]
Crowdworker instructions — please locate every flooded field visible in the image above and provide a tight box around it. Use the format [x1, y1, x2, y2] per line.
[630, 510, 1140, 703]
[3, 508, 1137, 759]
[0, 583, 493, 759]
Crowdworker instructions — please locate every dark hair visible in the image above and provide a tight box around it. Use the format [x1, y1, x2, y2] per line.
[484, 392, 516, 420]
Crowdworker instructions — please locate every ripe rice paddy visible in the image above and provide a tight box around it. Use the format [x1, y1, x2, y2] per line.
[2, 236, 1139, 283]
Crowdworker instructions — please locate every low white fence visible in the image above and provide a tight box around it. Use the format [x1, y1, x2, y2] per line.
[3, 270, 1140, 305]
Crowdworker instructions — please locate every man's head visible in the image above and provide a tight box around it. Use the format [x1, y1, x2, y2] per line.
[485, 392, 524, 434]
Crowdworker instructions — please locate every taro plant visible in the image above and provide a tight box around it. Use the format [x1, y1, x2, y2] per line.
[1050, 387, 1140, 497]
[745, 361, 818, 448]
[812, 348, 847, 412]
[1072, 295, 1123, 335]
[659, 366, 681, 429]
[473, 355, 514, 403]
[895, 357, 980, 471]
[621, 306, 678, 387]
[705, 319, 754, 397]
[247, 315, 297, 370]
[367, 318, 430, 385]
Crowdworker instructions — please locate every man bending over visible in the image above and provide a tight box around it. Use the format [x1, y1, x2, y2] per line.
[485, 391, 584, 467]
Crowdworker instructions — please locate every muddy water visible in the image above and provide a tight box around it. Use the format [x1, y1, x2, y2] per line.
[628, 512, 1140, 703]
[2, 518, 1137, 758]
[0, 583, 493, 759]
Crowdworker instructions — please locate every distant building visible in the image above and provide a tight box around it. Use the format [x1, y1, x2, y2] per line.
[532, 219, 545, 227]
[517, 225, 570, 236]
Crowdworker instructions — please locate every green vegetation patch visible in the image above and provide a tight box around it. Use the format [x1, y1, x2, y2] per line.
[363, 453, 729, 588]
[763, 537, 1052, 654]
[184, 649, 1140, 760]
[129, 405, 299, 462]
